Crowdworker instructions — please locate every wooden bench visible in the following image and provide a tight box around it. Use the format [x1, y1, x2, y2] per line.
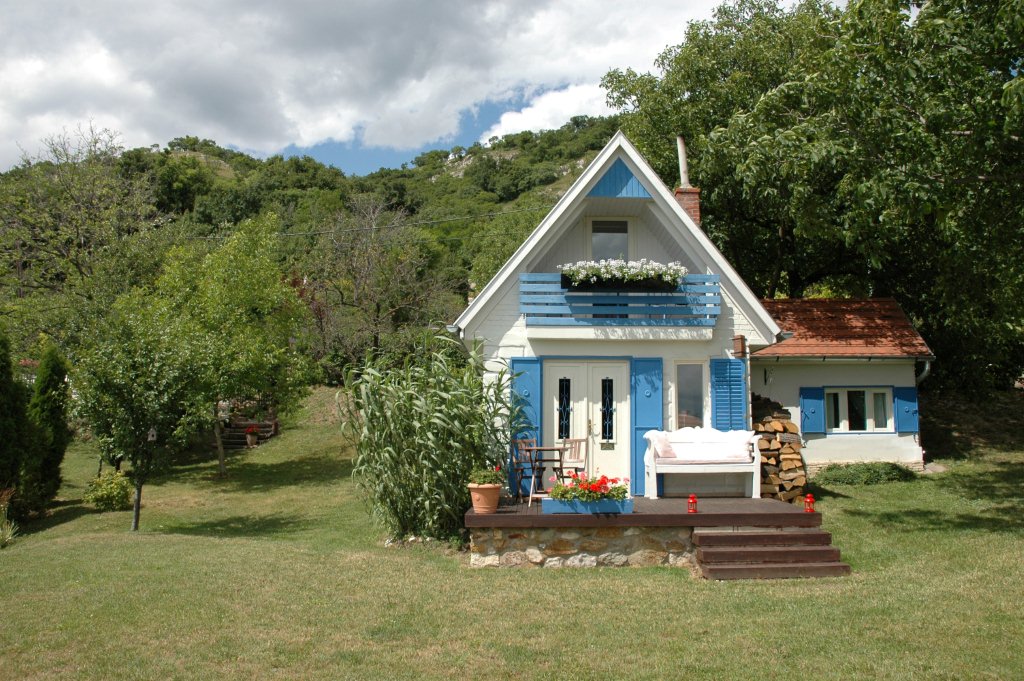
[643, 427, 761, 499]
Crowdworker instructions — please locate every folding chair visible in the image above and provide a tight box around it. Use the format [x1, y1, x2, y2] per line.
[558, 438, 588, 483]
[511, 438, 538, 503]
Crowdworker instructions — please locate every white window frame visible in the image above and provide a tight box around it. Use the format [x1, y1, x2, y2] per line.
[825, 387, 894, 433]
[672, 360, 709, 429]
[586, 217, 636, 261]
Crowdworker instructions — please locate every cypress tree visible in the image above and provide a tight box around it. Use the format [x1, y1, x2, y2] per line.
[27, 345, 72, 502]
[0, 333, 26, 492]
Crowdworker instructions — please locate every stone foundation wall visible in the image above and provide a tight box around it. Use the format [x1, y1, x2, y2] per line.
[469, 526, 696, 568]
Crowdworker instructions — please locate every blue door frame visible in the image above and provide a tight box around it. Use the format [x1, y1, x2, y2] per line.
[511, 356, 664, 497]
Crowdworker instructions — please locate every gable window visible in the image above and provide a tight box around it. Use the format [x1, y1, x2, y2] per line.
[825, 388, 893, 432]
[590, 220, 628, 261]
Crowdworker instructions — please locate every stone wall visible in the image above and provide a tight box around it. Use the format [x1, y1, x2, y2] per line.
[469, 526, 696, 568]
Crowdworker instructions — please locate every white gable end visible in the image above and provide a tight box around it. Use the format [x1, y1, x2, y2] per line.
[454, 131, 779, 348]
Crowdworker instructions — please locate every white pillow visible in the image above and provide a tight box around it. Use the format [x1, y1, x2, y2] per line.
[645, 430, 676, 459]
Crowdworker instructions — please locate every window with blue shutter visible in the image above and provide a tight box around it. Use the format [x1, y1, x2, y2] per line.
[800, 388, 826, 434]
[710, 358, 746, 431]
[631, 358, 662, 497]
[893, 387, 920, 433]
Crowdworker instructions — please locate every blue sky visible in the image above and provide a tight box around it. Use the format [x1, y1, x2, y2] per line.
[2, 0, 721, 176]
[280, 99, 516, 176]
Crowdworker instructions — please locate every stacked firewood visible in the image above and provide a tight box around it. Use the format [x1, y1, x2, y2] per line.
[755, 410, 808, 502]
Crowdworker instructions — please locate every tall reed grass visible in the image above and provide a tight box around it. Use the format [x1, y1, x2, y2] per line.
[343, 338, 520, 540]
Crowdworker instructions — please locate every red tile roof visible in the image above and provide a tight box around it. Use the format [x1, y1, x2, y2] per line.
[753, 298, 934, 359]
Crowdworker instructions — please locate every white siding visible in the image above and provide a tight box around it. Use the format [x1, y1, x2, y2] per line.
[749, 360, 924, 468]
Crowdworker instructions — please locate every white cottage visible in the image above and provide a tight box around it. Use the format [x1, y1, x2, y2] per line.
[452, 132, 931, 497]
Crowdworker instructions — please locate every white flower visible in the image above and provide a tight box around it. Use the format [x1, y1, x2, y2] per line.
[558, 260, 688, 286]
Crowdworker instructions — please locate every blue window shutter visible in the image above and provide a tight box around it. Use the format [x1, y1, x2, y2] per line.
[800, 388, 825, 434]
[631, 358, 663, 497]
[893, 387, 920, 433]
[710, 358, 746, 431]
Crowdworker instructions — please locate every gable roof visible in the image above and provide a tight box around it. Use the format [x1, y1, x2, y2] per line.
[453, 131, 780, 340]
[753, 298, 934, 359]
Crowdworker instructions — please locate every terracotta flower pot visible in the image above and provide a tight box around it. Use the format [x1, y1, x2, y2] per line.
[246, 432, 259, 447]
[468, 483, 502, 514]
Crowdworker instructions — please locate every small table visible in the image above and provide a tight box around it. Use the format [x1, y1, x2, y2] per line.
[521, 445, 567, 501]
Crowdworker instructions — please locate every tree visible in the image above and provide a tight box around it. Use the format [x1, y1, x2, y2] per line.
[0, 333, 28, 493]
[0, 126, 163, 352]
[604, 0, 1024, 386]
[0, 331, 51, 519]
[707, 0, 1024, 386]
[306, 196, 461, 376]
[156, 214, 310, 475]
[26, 343, 72, 502]
[155, 152, 214, 213]
[602, 0, 843, 298]
[75, 291, 209, 531]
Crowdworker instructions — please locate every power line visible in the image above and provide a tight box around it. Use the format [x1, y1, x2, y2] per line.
[184, 205, 548, 240]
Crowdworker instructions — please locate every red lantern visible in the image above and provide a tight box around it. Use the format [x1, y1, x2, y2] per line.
[804, 493, 815, 513]
[687, 494, 698, 514]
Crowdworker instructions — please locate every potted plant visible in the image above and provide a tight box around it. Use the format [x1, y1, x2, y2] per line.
[244, 424, 260, 448]
[542, 471, 633, 514]
[468, 466, 505, 514]
[558, 259, 687, 292]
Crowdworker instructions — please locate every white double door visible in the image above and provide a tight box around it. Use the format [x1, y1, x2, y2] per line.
[542, 361, 630, 483]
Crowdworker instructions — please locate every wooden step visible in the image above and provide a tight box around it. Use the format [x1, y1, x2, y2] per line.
[697, 545, 841, 564]
[693, 529, 832, 547]
[701, 561, 852, 580]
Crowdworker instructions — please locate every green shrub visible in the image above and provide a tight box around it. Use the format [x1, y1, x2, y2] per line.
[83, 470, 134, 512]
[344, 337, 521, 541]
[813, 462, 918, 486]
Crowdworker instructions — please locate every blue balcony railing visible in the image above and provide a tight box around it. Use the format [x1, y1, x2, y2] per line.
[518, 273, 721, 327]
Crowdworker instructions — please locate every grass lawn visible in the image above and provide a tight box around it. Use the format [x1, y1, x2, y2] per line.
[2, 388, 1022, 680]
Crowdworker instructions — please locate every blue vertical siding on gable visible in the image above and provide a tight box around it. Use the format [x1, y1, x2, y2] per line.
[587, 158, 653, 199]
[509, 358, 542, 496]
[630, 358, 663, 497]
[799, 388, 826, 434]
[710, 358, 747, 431]
[893, 387, 920, 433]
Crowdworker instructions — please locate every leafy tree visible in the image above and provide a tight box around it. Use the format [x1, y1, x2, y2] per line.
[604, 0, 1023, 386]
[157, 214, 310, 475]
[707, 0, 1024, 386]
[602, 0, 837, 184]
[155, 152, 214, 213]
[75, 290, 209, 530]
[0, 127, 163, 351]
[306, 196, 461, 377]
[469, 209, 543, 288]
[26, 343, 72, 502]
[603, 0, 842, 297]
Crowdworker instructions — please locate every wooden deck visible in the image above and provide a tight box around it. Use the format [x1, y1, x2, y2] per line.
[464, 496, 821, 529]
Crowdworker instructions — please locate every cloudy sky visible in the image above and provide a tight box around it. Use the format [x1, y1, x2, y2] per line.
[1, 0, 719, 175]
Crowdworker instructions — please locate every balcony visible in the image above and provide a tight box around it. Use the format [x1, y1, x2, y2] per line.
[518, 273, 721, 338]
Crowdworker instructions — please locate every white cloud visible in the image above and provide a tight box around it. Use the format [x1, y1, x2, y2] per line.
[0, 0, 720, 168]
[480, 84, 613, 142]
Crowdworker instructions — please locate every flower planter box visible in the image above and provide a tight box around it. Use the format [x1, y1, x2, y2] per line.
[560, 274, 677, 293]
[541, 498, 634, 514]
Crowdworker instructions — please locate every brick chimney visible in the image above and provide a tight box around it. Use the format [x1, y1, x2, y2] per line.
[674, 136, 701, 225]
